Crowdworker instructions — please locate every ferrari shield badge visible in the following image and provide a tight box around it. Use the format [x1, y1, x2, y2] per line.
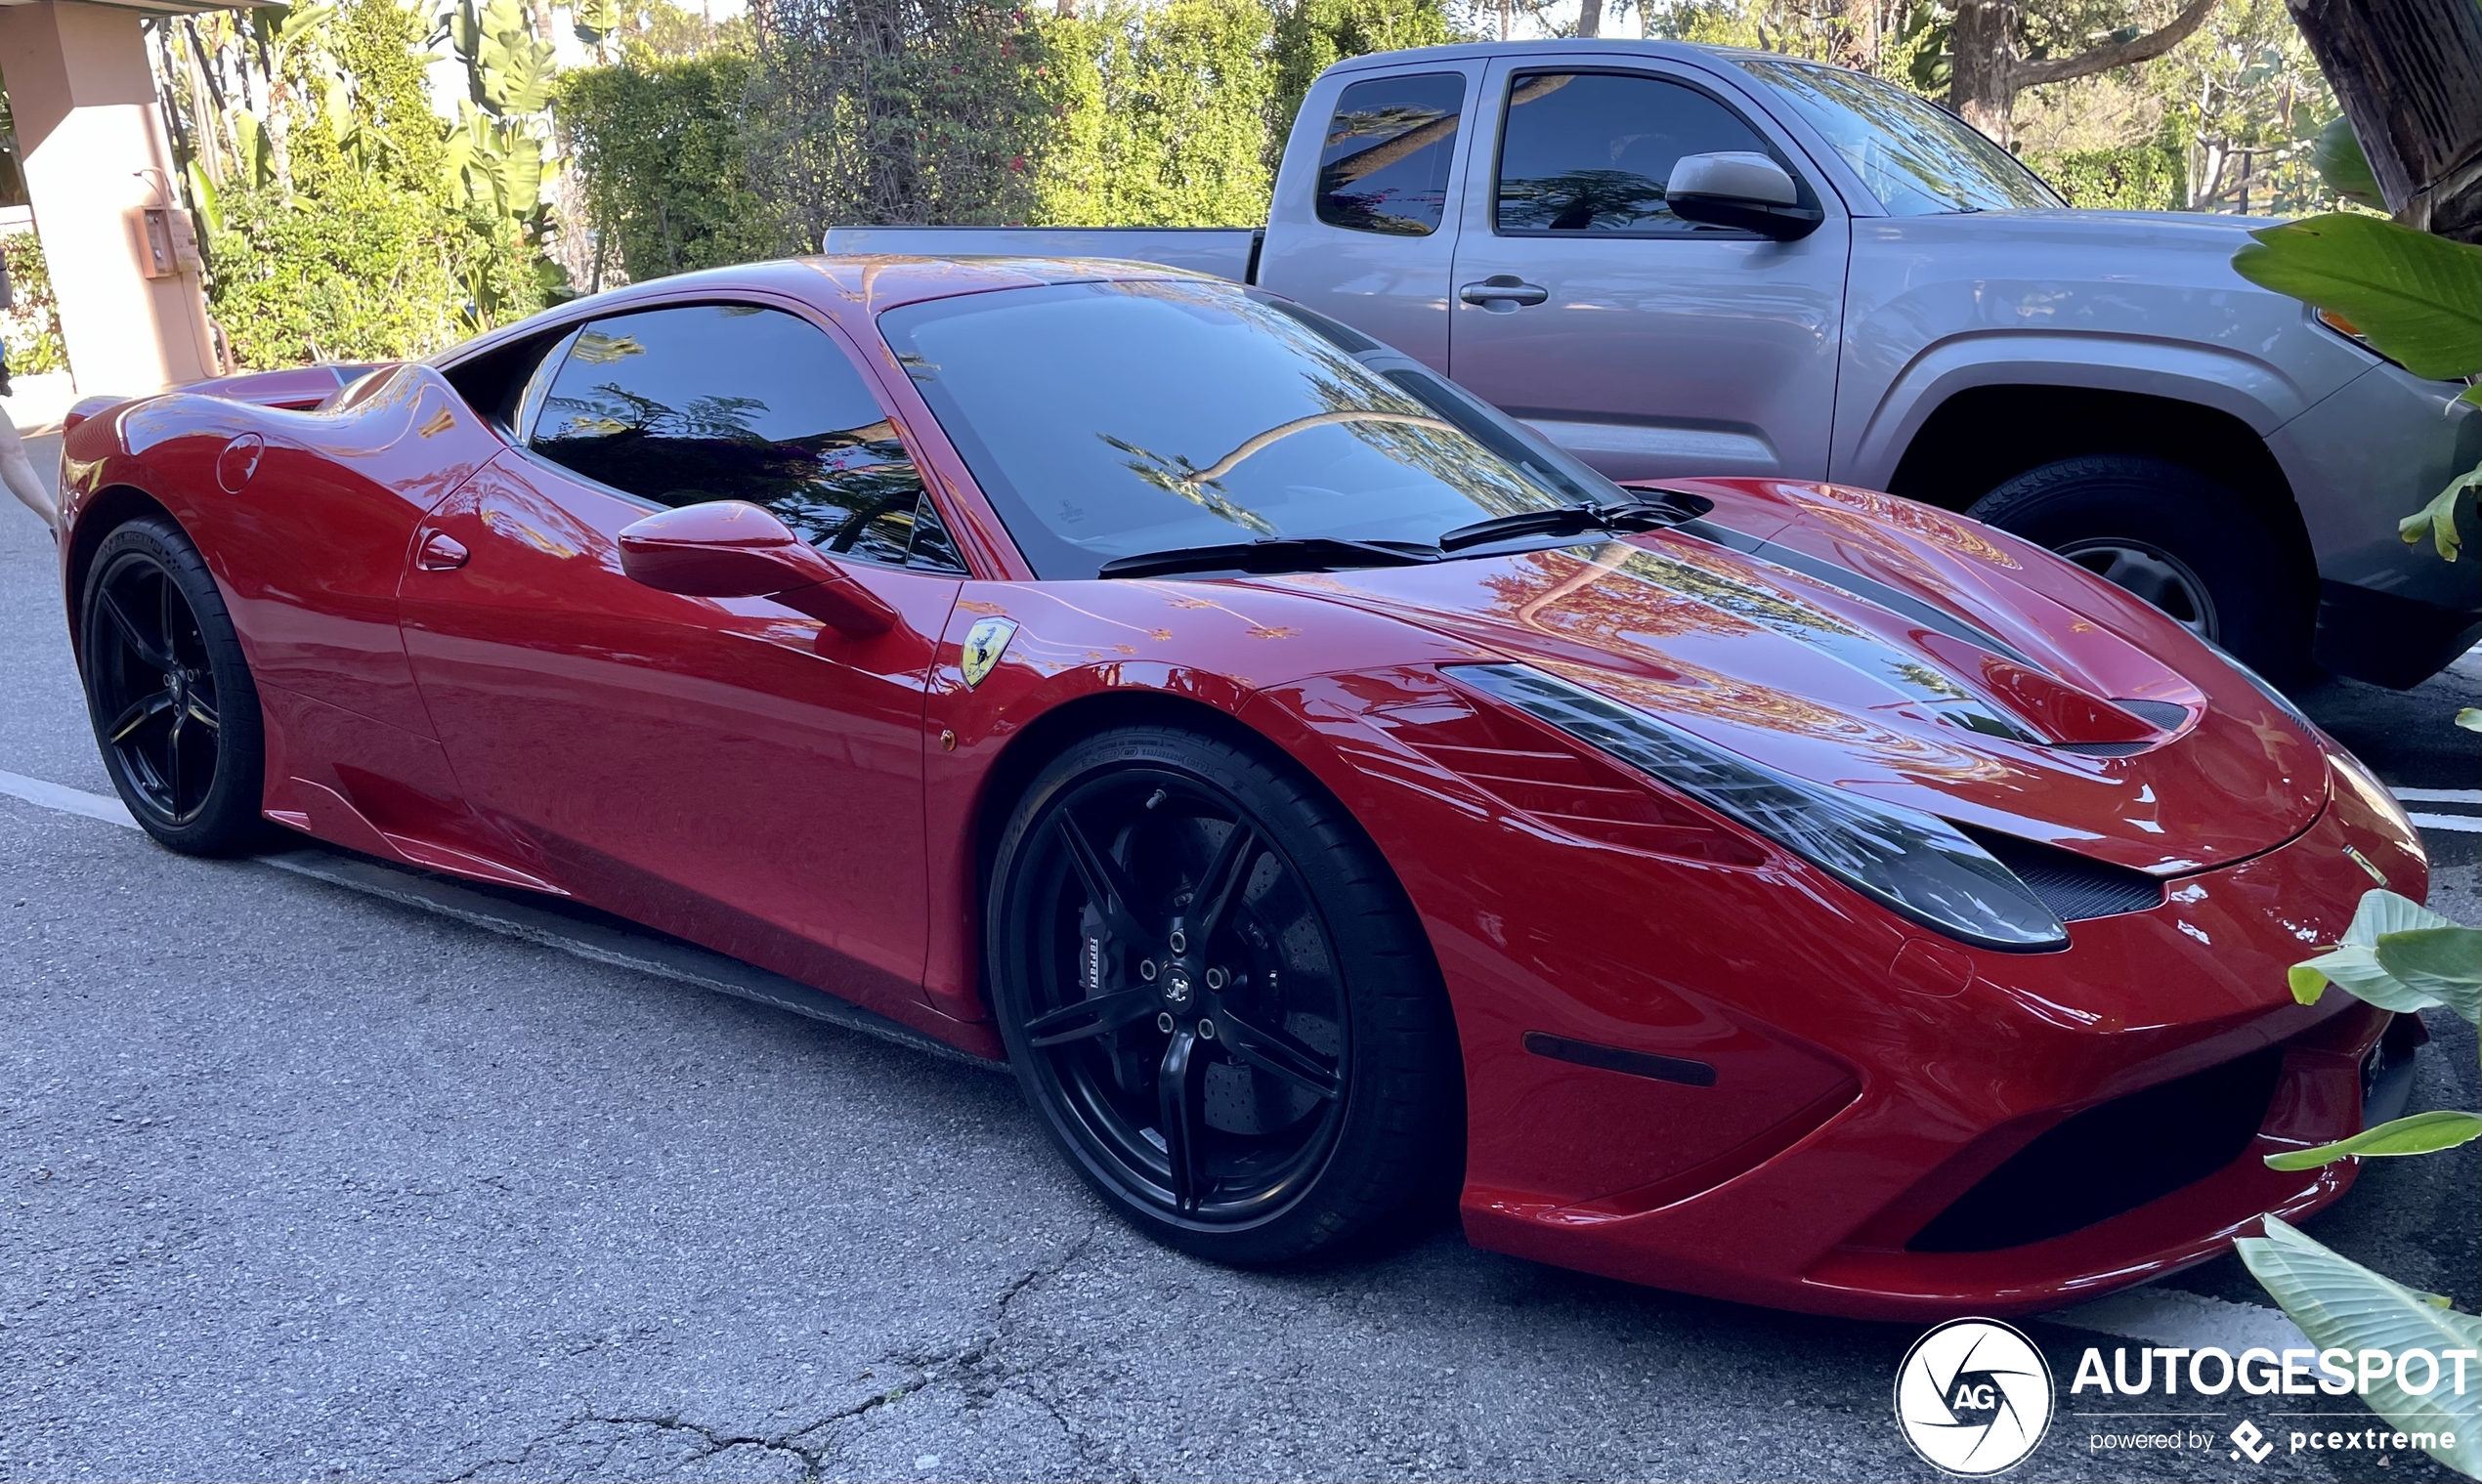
[961, 616, 1018, 689]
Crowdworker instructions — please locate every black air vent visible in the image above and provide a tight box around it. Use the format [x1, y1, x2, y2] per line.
[2114, 698, 2191, 731]
[1964, 827, 2164, 921]
[1909, 1049, 2281, 1251]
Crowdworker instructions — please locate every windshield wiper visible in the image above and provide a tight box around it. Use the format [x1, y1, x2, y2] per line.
[1097, 536, 1440, 580]
[1435, 494, 1699, 552]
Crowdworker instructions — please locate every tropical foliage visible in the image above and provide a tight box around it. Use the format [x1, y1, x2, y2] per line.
[155, 0, 560, 366]
[2244, 887, 2481, 1479]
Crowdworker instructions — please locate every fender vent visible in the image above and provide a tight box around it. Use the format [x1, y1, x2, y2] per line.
[1964, 827, 2164, 921]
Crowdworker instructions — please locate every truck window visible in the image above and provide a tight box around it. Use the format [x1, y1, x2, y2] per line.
[1496, 71, 1775, 235]
[1316, 72, 1466, 237]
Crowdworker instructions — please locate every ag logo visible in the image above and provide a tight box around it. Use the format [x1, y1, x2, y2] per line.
[1895, 1318, 2054, 1475]
[960, 616, 1017, 689]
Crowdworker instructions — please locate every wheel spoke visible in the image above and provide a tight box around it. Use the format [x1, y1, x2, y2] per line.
[1024, 986, 1159, 1048]
[1188, 822, 1259, 949]
[1218, 1008, 1342, 1102]
[107, 690, 174, 743]
[158, 572, 181, 664]
[164, 709, 188, 813]
[1052, 811, 1156, 939]
[185, 696, 220, 732]
[1156, 1027, 1205, 1213]
[100, 587, 174, 671]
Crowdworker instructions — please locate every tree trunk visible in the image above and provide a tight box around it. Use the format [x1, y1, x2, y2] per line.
[2284, 0, 2482, 242]
[1576, 0, 1602, 37]
[1837, 0, 1878, 70]
[1951, 0, 2221, 146]
[1948, 0, 2016, 142]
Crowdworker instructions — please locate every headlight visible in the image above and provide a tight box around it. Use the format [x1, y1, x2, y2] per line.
[1450, 663, 2069, 951]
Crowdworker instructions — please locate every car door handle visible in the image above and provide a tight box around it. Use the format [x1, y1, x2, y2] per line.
[1458, 276, 1549, 309]
[416, 531, 470, 571]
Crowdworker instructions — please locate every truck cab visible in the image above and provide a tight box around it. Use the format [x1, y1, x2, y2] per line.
[827, 40, 2482, 686]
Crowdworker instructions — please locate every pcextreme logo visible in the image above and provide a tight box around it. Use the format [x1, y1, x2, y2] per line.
[1895, 1319, 2056, 1475]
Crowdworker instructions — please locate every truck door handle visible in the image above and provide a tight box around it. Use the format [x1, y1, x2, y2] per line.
[1459, 276, 1549, 310]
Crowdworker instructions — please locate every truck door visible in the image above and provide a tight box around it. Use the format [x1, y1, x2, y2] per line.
[1446, 58, 1850, 484]
[1255, 64, 1483, 374]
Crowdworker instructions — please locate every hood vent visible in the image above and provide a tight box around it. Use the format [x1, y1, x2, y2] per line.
[1962, 827, 2164, 921]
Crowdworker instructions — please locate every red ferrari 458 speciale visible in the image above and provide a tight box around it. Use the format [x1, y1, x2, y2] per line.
[56, 257, 2427, 1319]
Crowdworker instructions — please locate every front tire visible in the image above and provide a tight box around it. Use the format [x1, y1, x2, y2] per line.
[987, 724, 1458, 1264]
[78, 515, 270, 855]
[1966, 454, 2309, 676]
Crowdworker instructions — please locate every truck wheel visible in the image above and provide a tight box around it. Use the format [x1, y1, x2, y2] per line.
[1966, 455, 2307, 676]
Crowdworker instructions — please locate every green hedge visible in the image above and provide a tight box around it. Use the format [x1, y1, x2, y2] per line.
[557, 49, 788, 282]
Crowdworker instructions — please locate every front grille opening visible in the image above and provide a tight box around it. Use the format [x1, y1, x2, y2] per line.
[1907, 1048, 2283, 1251]
[1964, 827, 2166, 921]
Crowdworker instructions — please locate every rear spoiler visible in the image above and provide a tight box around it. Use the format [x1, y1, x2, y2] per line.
[61, 362, 389, 435]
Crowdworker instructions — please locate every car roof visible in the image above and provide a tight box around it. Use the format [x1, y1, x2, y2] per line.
[432, 254, 1217, 369]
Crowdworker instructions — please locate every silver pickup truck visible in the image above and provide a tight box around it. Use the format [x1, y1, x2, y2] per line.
[829, 39, 2481, 687]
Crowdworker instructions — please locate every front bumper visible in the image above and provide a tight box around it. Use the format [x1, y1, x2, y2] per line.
[1453, 776, 2422, 1320]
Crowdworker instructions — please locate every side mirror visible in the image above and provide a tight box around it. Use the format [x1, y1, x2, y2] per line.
[1666, 152, 1824, 240]
[618, 500, 896, 637]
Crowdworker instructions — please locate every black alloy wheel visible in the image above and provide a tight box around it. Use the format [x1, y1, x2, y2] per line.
[79, 516, 269, 855]
[989, 725, 1458, 1263]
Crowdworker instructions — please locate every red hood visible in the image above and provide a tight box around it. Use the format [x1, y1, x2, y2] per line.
[1250, 479, 2327, 874]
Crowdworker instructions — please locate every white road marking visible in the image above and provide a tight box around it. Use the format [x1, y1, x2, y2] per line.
[0, 761, 2354, 1345]
[2043, 1285, 2312, 1354]
[2391, 787, 2482, 805]
[2406, 813, 2482, 833]
[0, 768, 136, 828]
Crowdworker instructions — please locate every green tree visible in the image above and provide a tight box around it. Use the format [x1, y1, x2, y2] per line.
[192, 0, 554, 364]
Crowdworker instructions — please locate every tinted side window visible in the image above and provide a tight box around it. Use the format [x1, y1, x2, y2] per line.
[1496, 72, 1774, 235]
[530, 303, 964, 572]
[1316, 72, 1465, 236]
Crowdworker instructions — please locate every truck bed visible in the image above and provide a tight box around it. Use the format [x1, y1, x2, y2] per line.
[815, 226, 1261, 282]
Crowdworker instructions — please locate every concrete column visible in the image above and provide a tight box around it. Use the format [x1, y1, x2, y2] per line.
[0, 0, 218, 397]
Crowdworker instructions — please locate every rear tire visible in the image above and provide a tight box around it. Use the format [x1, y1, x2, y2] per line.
[1966, 454, 2309, 676]
[987, 724, 1459, 1265]
[78, 515, 270, 856]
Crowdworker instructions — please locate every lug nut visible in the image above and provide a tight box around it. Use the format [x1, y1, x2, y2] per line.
[1156, 1012, 1176, 1034]
[1139, 959, 1157, 981]
[1204, 966, 1226, 990]
[1198, 1019, 1216, 1039]
[1168, 930, 1188, 954]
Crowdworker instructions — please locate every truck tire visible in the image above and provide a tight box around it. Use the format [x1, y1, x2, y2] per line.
[1966, 454, 2307, 676]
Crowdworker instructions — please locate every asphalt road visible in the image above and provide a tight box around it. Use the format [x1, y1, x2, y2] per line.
[2, 435, 2475, 1483]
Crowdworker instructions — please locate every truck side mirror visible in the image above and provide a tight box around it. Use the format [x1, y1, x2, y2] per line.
[618, 500, 896, 636]
[1666, 152, 1825, 240]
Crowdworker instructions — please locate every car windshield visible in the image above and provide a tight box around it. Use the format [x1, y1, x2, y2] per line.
[878, 279, 1616, 579]
[1733, 58, 2060, 216]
